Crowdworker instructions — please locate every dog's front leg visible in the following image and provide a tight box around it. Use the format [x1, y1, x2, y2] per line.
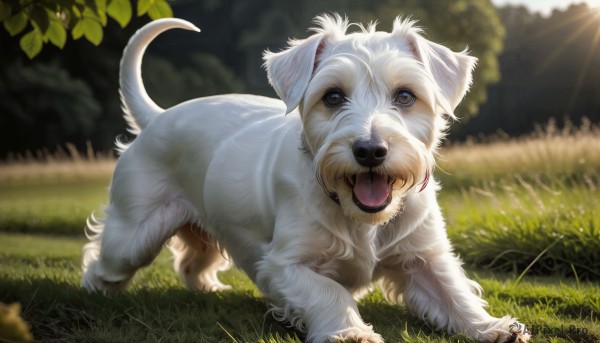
[377, 201, 530, 342]
[378, 243, 529, 342]
[402, 249, 529, 342]
[256, 255, 382, 343]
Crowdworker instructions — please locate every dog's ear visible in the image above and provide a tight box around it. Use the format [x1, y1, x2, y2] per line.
[263, 34, 325, 114]
[394, 19, 477, 115]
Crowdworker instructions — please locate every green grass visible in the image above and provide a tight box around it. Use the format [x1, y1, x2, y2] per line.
[442, 178, 600, 280]
[0, 178, 108, 236]
[1, 233, 598, 342]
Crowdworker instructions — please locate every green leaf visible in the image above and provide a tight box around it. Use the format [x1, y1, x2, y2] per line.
[107, 0, 131, 28]
[30, 5, 50, 34]
[72, 16, 103, 45]
[147, 0, 172, 20]
[45, 17, 67, 48]
[94, 0, 108, 25]
[81, 2, 107, 25]
[71, 4, 84, 18]
[4, 11, 28, 36]
[72, 18, 84, 39]
[137, 0, 152, 16]
[0, 2, 12, 21]
[20, 29, 43, 59]
[84, 0, 99, 15]
[84, 21, 103, 45]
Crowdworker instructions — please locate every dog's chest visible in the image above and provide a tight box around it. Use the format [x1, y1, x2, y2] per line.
[311, 242, 378, 290]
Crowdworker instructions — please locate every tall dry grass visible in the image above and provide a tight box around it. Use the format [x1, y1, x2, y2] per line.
[0, 142, 115, 183]
[437, 118, 600, 190]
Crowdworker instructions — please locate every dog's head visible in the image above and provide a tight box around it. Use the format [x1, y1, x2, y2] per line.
[264, 14, 476, 224]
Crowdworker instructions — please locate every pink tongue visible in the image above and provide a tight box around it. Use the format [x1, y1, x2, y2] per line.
[353, 172, 390, 208]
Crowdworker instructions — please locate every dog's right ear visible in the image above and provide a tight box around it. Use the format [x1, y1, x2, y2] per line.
[263, 34, 325, 114]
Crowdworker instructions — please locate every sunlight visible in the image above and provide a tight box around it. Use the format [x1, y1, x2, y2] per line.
[592, 5, 600, 19]
[586, 0, 600, 13]
[533, 4, 600, 80]
[534, 17, 597, 76]
[529, 8, 592, 40]
[525, 2, 600, 113]
[566, 5, 600, 113]
[586, 0, 600, 22]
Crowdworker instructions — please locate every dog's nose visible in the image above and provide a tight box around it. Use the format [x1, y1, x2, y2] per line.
[352, 138, 388, 167]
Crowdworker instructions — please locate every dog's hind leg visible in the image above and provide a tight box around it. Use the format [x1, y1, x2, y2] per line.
[82, 197, 195, 293]
[168, 223, 231, 292]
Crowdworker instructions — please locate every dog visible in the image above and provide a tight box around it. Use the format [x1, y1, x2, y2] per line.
[82, 15, 531, 343]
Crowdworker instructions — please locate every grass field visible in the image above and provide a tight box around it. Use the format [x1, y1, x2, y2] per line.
[1, 124, 599, 342]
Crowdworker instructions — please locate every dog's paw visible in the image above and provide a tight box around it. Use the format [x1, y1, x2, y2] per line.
[81, 263, 133, 294]
[328, 331, 384, 343]
[198, 273, 232, 292]
[507, 321, 531, 343]
[197, 281, 232, 292]
[83, 275, 132, 294]
[476, 321, 531, 343]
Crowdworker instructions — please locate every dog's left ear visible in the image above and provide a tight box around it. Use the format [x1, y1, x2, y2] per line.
[263, 34, 325, 114]
[395, 20, 477, 114]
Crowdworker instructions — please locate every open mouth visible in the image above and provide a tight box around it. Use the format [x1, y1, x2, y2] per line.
[345, 172, 395, 213]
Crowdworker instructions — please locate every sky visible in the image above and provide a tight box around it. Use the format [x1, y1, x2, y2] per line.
[491, 0, 600, 16]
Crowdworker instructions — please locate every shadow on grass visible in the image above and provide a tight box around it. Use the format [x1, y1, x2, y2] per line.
[0, 277, 467, 342]
[1, 277, 294, 342]
[0, 217, 86, 236]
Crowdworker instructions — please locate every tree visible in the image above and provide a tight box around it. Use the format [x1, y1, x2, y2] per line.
[142, 53, 246, 108]
[456, 3, 600, 138]
[0, 0, 173, 59]
[0, 60, 102, 152]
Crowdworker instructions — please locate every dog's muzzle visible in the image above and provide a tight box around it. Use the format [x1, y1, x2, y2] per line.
[328, 138, 395, 213]
[350, 138, 393, 212]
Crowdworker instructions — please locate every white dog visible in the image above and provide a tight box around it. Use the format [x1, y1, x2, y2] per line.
[82, 15, 530, 343]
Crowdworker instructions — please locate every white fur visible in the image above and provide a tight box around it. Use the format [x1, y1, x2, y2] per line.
[82, 15, 530, 343]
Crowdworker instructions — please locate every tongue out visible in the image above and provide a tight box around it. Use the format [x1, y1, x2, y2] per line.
[353, 172, 391, 208]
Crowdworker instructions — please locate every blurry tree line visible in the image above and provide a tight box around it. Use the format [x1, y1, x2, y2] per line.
[457, 3, 600, 139]
[0, 0, 598, 157]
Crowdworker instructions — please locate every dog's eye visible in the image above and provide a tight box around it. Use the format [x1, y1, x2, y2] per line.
[393, 89, 416, 107]
[323, 89, 346, 107]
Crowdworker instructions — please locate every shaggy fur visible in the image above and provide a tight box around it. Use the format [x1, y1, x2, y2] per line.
[82, 15, 530, 343]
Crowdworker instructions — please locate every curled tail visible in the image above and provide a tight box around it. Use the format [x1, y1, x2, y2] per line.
[119, 18, 200, 134]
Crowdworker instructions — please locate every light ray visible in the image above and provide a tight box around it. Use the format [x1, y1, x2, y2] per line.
[528, 9, 592, 41]
[534, 14, 597, 76]
[566, 17, 600, 113]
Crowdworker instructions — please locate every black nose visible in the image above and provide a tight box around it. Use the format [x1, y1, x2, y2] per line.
[352, 138, 388, 167]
